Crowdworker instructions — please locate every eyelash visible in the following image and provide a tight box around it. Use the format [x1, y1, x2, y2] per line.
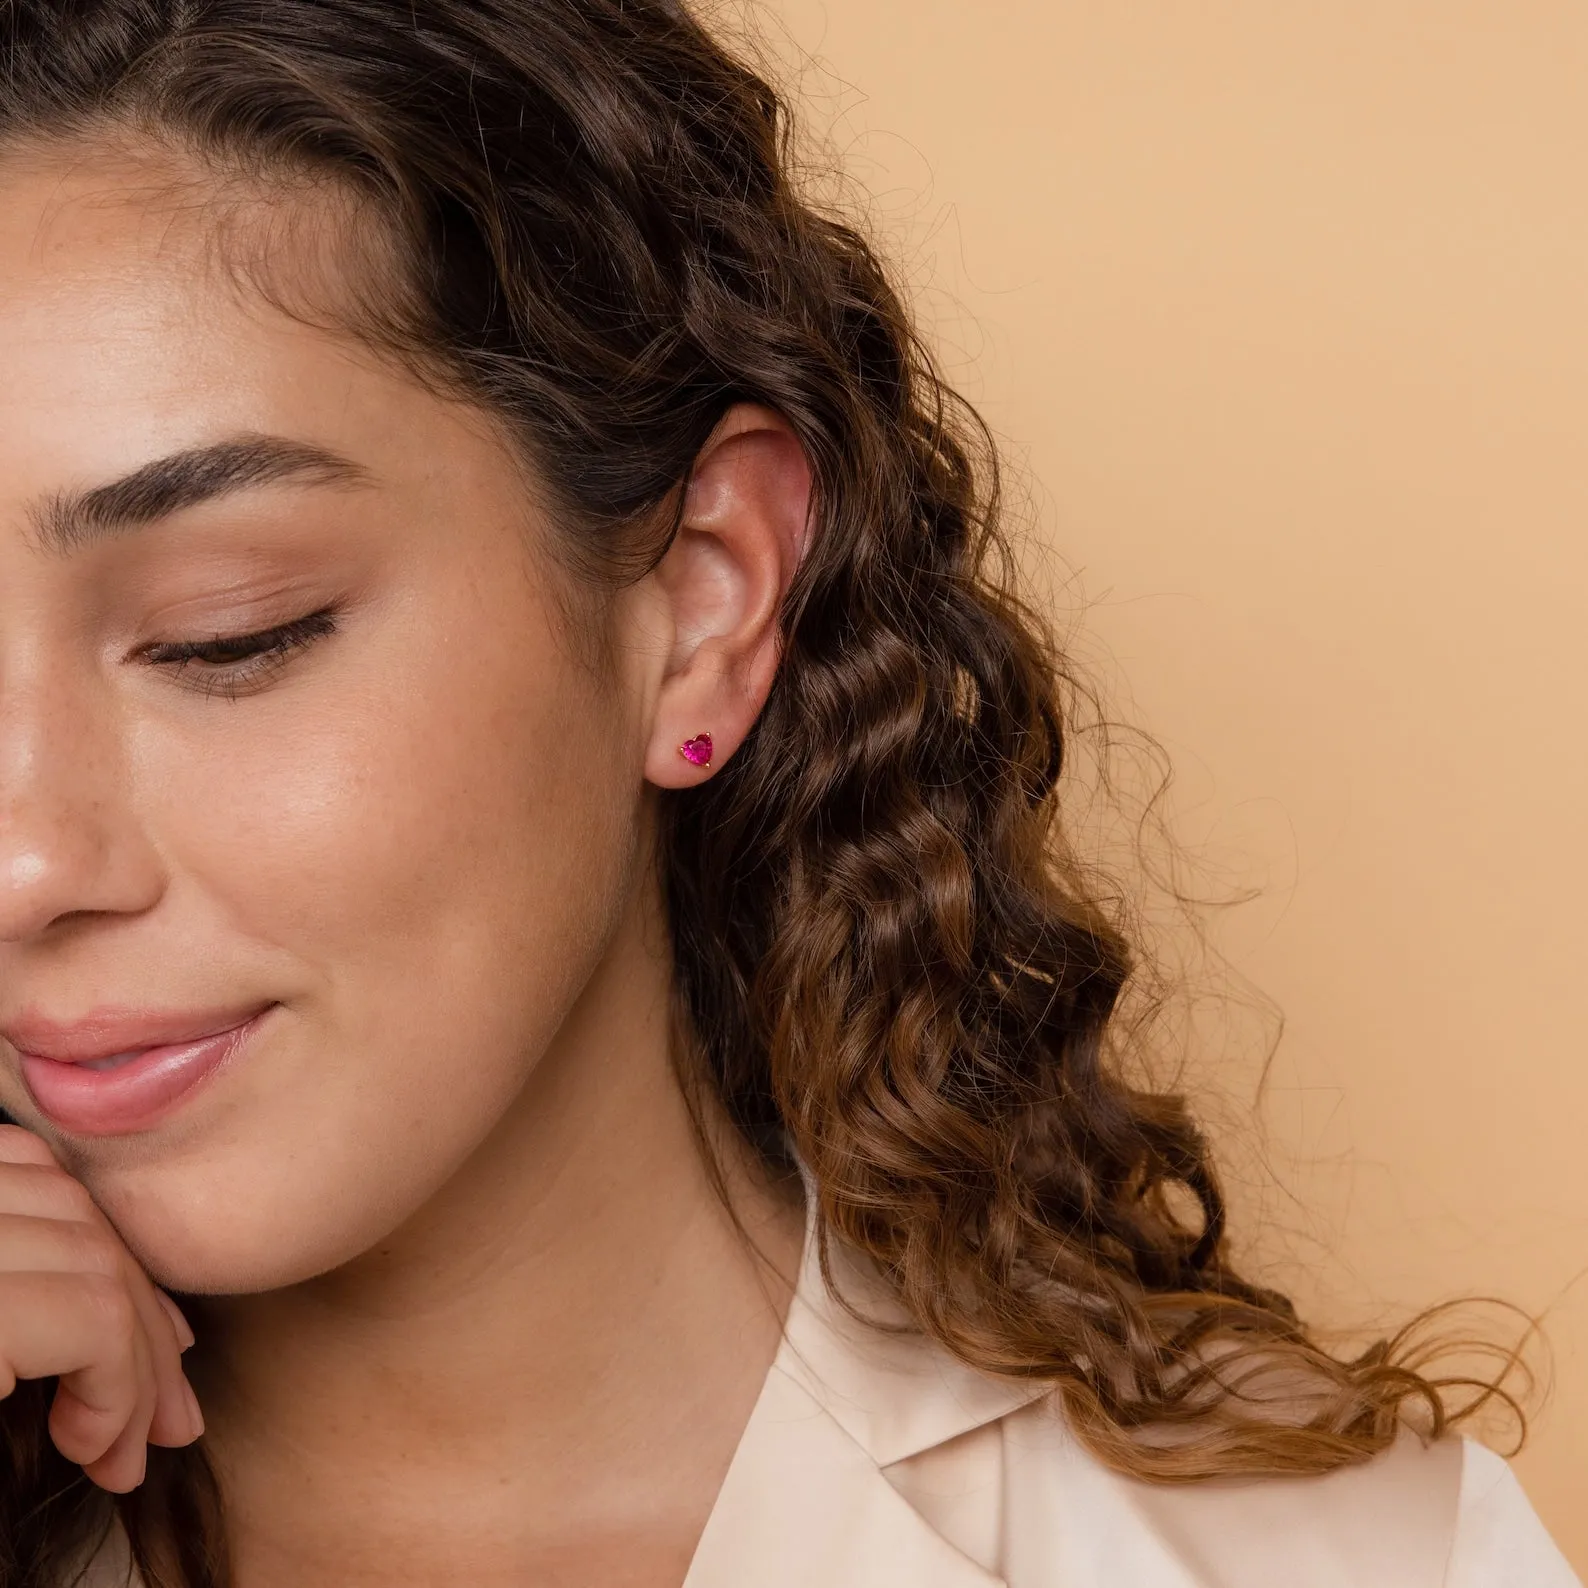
[143, 607, 342, 700]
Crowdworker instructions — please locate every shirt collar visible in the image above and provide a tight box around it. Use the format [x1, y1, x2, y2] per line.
[773, 1205, 1050, 1467]
[680, 1190, 1048, 1588]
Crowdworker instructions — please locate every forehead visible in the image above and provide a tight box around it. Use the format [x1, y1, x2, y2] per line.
[0, 140, 445, 512]
[0, 137, 355, 331]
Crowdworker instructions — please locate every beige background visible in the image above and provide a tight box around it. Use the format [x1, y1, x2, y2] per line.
[751, 0, 1587, 1568]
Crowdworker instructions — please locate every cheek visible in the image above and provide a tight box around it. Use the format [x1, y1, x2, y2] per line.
[108, 592, 640, 1289]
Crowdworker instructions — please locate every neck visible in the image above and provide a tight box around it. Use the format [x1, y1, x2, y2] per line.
[184, 880, 806, 1586]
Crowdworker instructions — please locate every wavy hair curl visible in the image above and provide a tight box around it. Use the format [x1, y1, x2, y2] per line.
[0, 1, 1517, 1582]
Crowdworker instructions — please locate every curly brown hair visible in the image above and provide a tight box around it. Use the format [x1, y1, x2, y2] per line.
[0, 0, 1520, 1583]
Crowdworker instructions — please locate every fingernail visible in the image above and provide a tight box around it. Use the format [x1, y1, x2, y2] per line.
[181, 1377, 205, 1441]
[158, 1290, 197, 1351]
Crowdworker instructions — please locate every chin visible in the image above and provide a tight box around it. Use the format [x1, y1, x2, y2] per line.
[83, 1149, 408, 1297]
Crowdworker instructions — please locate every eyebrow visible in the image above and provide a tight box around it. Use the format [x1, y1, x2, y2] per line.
[27, 433, 379, 556]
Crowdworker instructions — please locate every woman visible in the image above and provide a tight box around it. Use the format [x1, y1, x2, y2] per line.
[0, 1, 1575, 1584]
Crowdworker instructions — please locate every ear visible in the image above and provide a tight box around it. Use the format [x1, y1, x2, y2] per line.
[638, 403, 813, 788]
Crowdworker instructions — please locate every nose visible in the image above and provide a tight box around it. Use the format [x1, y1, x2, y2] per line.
[0, 661, 163, 941]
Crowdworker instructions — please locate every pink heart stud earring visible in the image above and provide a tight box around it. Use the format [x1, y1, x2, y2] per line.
[678, 731, 714, 768]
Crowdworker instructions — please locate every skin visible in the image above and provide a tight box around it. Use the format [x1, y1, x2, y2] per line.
[0, 137, 809, 1586]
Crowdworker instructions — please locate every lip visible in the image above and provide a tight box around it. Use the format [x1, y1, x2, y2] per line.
[7, 1002, 275, 1136]
[1, 1001, 277, 1065]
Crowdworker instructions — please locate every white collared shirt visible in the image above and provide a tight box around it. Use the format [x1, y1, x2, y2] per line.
[681, 1222, 1581, 1588]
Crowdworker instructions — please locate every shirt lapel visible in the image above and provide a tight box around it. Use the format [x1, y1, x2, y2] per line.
[683, 1205, 1049, 1588]
[681, 1361, 1007, 1588]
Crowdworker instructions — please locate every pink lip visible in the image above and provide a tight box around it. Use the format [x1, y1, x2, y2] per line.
[8, 1003, 275, 1136]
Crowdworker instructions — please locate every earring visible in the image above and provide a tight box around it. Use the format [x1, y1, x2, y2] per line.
[678, 732, 714, 768]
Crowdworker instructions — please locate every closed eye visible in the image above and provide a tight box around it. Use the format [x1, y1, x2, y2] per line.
[141, 607, 342, 700]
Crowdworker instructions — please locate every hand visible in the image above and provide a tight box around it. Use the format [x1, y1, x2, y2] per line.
[0, 1124, 204, 1491]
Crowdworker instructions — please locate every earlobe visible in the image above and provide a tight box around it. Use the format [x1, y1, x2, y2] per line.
[641, 404, 812, 789]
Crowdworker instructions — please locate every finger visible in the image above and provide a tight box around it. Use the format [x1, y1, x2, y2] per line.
[0, 1172, 201, 1447]
[0, 1125, 61, 1168]
[81, 1310, 160, 1493]
[57, 1314, 159, 1492]
[0, 1270, 143, 1465]
[153, 1286, 196, 1352]
[145, 1376, 203, 1450]
[0, 1161, 101, 1224]
[81, 1396, 152, 1492]
[0, 1217, 196, 1446]
[0, 1212, 126, 1280]
[127, 1270, 201, 1448]
[61, 1218, 200, 1451]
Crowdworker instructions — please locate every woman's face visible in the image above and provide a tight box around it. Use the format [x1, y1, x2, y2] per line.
[0, 146, 663, 1293]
